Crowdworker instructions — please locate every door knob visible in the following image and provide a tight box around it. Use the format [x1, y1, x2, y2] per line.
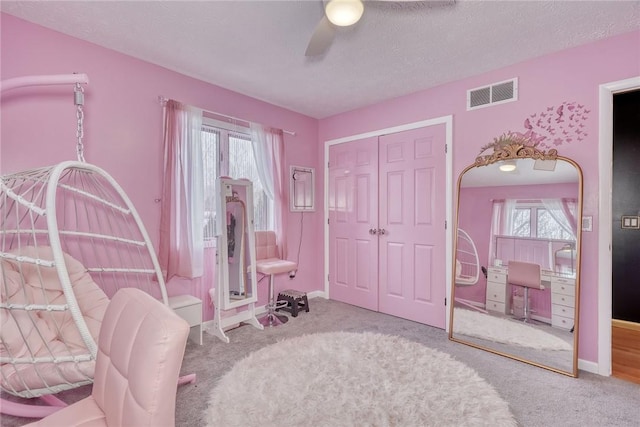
[377, 228, 386, 235]
[369, 228, 378, 235]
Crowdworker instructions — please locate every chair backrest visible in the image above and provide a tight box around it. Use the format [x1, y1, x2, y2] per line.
[508, 261, 542, 289]
[92, 288, 189, 427]
[255, 230, 280, 260]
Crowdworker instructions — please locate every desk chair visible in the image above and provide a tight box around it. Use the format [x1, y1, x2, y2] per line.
[508, 261, 544, 322]
[25, 288, 190, 427]
[254, 231, 297, 327]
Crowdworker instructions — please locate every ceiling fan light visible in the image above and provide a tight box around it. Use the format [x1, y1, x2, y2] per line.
[499, 160, 517, 172]
[325, 0, 364, 27]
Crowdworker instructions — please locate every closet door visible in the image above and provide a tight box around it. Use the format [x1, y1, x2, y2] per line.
[378, 125, 446, 328]
[328, 137, 379, 311]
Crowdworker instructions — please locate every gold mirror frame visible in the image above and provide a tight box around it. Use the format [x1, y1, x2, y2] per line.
[449, 140, 583, 377]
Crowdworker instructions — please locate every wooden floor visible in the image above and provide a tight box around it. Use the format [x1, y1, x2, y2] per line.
[612, 319, 640, 384]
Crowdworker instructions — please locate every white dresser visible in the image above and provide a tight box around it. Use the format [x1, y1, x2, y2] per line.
[550, 276, 576, 330]
[485, 265, 576, 329]
[485, 267, 510, 314]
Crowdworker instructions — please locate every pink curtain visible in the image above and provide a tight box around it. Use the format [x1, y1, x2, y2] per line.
[250, 124, 288, 258]
[159, 100, 204, 280]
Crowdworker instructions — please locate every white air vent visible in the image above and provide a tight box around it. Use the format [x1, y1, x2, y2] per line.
[467, 78, 518, 110]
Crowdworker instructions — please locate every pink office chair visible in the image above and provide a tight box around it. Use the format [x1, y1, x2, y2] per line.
[508, 261, 544, 322]
[254, 231, 297, 327]
[25, 288, 190, 427]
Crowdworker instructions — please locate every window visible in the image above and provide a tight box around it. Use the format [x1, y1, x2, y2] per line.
[202, 120, 273, 244]
[509, 202, 573, 240]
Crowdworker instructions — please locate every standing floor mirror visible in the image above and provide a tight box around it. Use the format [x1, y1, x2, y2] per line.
[211, 177, 263, 343]
[449, 139, 583, 377]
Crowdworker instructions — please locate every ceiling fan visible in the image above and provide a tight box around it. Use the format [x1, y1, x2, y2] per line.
[305, 0, 454, 57]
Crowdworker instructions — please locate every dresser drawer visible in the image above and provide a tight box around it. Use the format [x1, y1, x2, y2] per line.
[551, 292, 575, 308]
[551, 276, 575, 286]
[551, 277, 575, 296]
[486, 300, 506, 313]
[551, 282, 575, 297]
[552, 303, 575, 319]
[486, 281, 507, 304]
[552, 314, 574, 330]
[487, 270, 507, 283]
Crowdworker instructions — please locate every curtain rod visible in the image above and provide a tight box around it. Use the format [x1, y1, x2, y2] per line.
[1, 73, 89, 93]
[158, 96, 296, 136]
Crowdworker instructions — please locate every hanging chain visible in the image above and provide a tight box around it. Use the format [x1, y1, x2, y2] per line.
[74, 83, 85, 162]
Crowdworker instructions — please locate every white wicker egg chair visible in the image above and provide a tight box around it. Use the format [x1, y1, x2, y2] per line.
[1, 74, 169, 418]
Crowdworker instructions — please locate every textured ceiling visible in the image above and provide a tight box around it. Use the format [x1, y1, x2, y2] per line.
[2, 1, 639, 119]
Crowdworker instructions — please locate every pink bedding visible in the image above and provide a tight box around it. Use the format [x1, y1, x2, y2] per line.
[1, 246, 110, 396]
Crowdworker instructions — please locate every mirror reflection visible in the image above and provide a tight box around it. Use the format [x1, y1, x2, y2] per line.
[216, 178, 258, 310]
[451, 149, 582, 376]
[226, 191, 250, 300]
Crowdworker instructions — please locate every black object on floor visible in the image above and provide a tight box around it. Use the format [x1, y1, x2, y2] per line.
[276, 289, 310, 317]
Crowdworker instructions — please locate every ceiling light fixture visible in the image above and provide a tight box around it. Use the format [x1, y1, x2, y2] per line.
[499, 160, 517, 172]
[325, 0, 364, 27]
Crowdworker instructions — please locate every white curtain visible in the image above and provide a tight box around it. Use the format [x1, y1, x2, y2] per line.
[159, 100, 205, 279]
[541, 198, 577, 239]
[250, 122, 288, 257]
[488, 199, 505, 266]
[488, 199, 518, 265]
[503, 199, 517, 235]
[250, 123, 275, 201]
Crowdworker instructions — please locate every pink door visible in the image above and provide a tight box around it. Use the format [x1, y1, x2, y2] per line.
[328, 124, 447, 328]
[378, 125, 447, 327]
[328, 137, 379, 311]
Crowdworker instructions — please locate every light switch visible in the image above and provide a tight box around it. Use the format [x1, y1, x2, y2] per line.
[621, 215, 640, 229]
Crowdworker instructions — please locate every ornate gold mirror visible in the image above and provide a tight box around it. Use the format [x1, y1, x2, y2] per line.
[449, 136, 582, 377]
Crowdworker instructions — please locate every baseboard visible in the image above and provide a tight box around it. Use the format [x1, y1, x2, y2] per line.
[455, 298, 485, 309]
[307, 290, 326, 299]
[530, 314, 552, 324]
[578, 358, 599, 374]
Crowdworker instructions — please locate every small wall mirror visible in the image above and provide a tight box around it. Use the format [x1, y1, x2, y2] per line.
[290, 165, 315, 212]
[449, 140, 583, 377]
[216, 177, 258, 310]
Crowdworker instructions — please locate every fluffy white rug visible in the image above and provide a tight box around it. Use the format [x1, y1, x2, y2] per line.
[453, 308, 572, 351]
[206, 332, 517, 427]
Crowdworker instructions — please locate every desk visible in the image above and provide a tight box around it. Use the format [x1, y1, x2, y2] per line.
[485, 266, 575, 330]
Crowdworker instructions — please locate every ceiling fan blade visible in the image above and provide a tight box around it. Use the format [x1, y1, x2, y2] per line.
[305, 15, 336, 57]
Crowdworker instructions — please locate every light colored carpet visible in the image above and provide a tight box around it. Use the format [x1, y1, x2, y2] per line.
[453, 308, 572, 351]
[206, 331, 517, 427]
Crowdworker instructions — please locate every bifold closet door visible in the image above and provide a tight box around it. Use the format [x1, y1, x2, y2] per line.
[328, 124, 447, 329]
[328, 136, 379, 311]
[378, 126, 446, 328]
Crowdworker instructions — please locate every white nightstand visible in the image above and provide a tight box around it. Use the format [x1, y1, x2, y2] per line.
[168, 295, 203, 345]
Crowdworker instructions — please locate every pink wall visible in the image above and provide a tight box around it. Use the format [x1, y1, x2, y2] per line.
[0, 14, 322, 322]
[3, 11, 640, 365]
[456, 182, 579, 305]
[318, 30, 640, 364]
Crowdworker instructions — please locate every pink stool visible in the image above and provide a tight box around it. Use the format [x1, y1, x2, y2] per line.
[255, 231, 298, 327]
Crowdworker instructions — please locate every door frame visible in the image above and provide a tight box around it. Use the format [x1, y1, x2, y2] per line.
[598, 76, 640, 376]
[323, 115, 454, 331]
